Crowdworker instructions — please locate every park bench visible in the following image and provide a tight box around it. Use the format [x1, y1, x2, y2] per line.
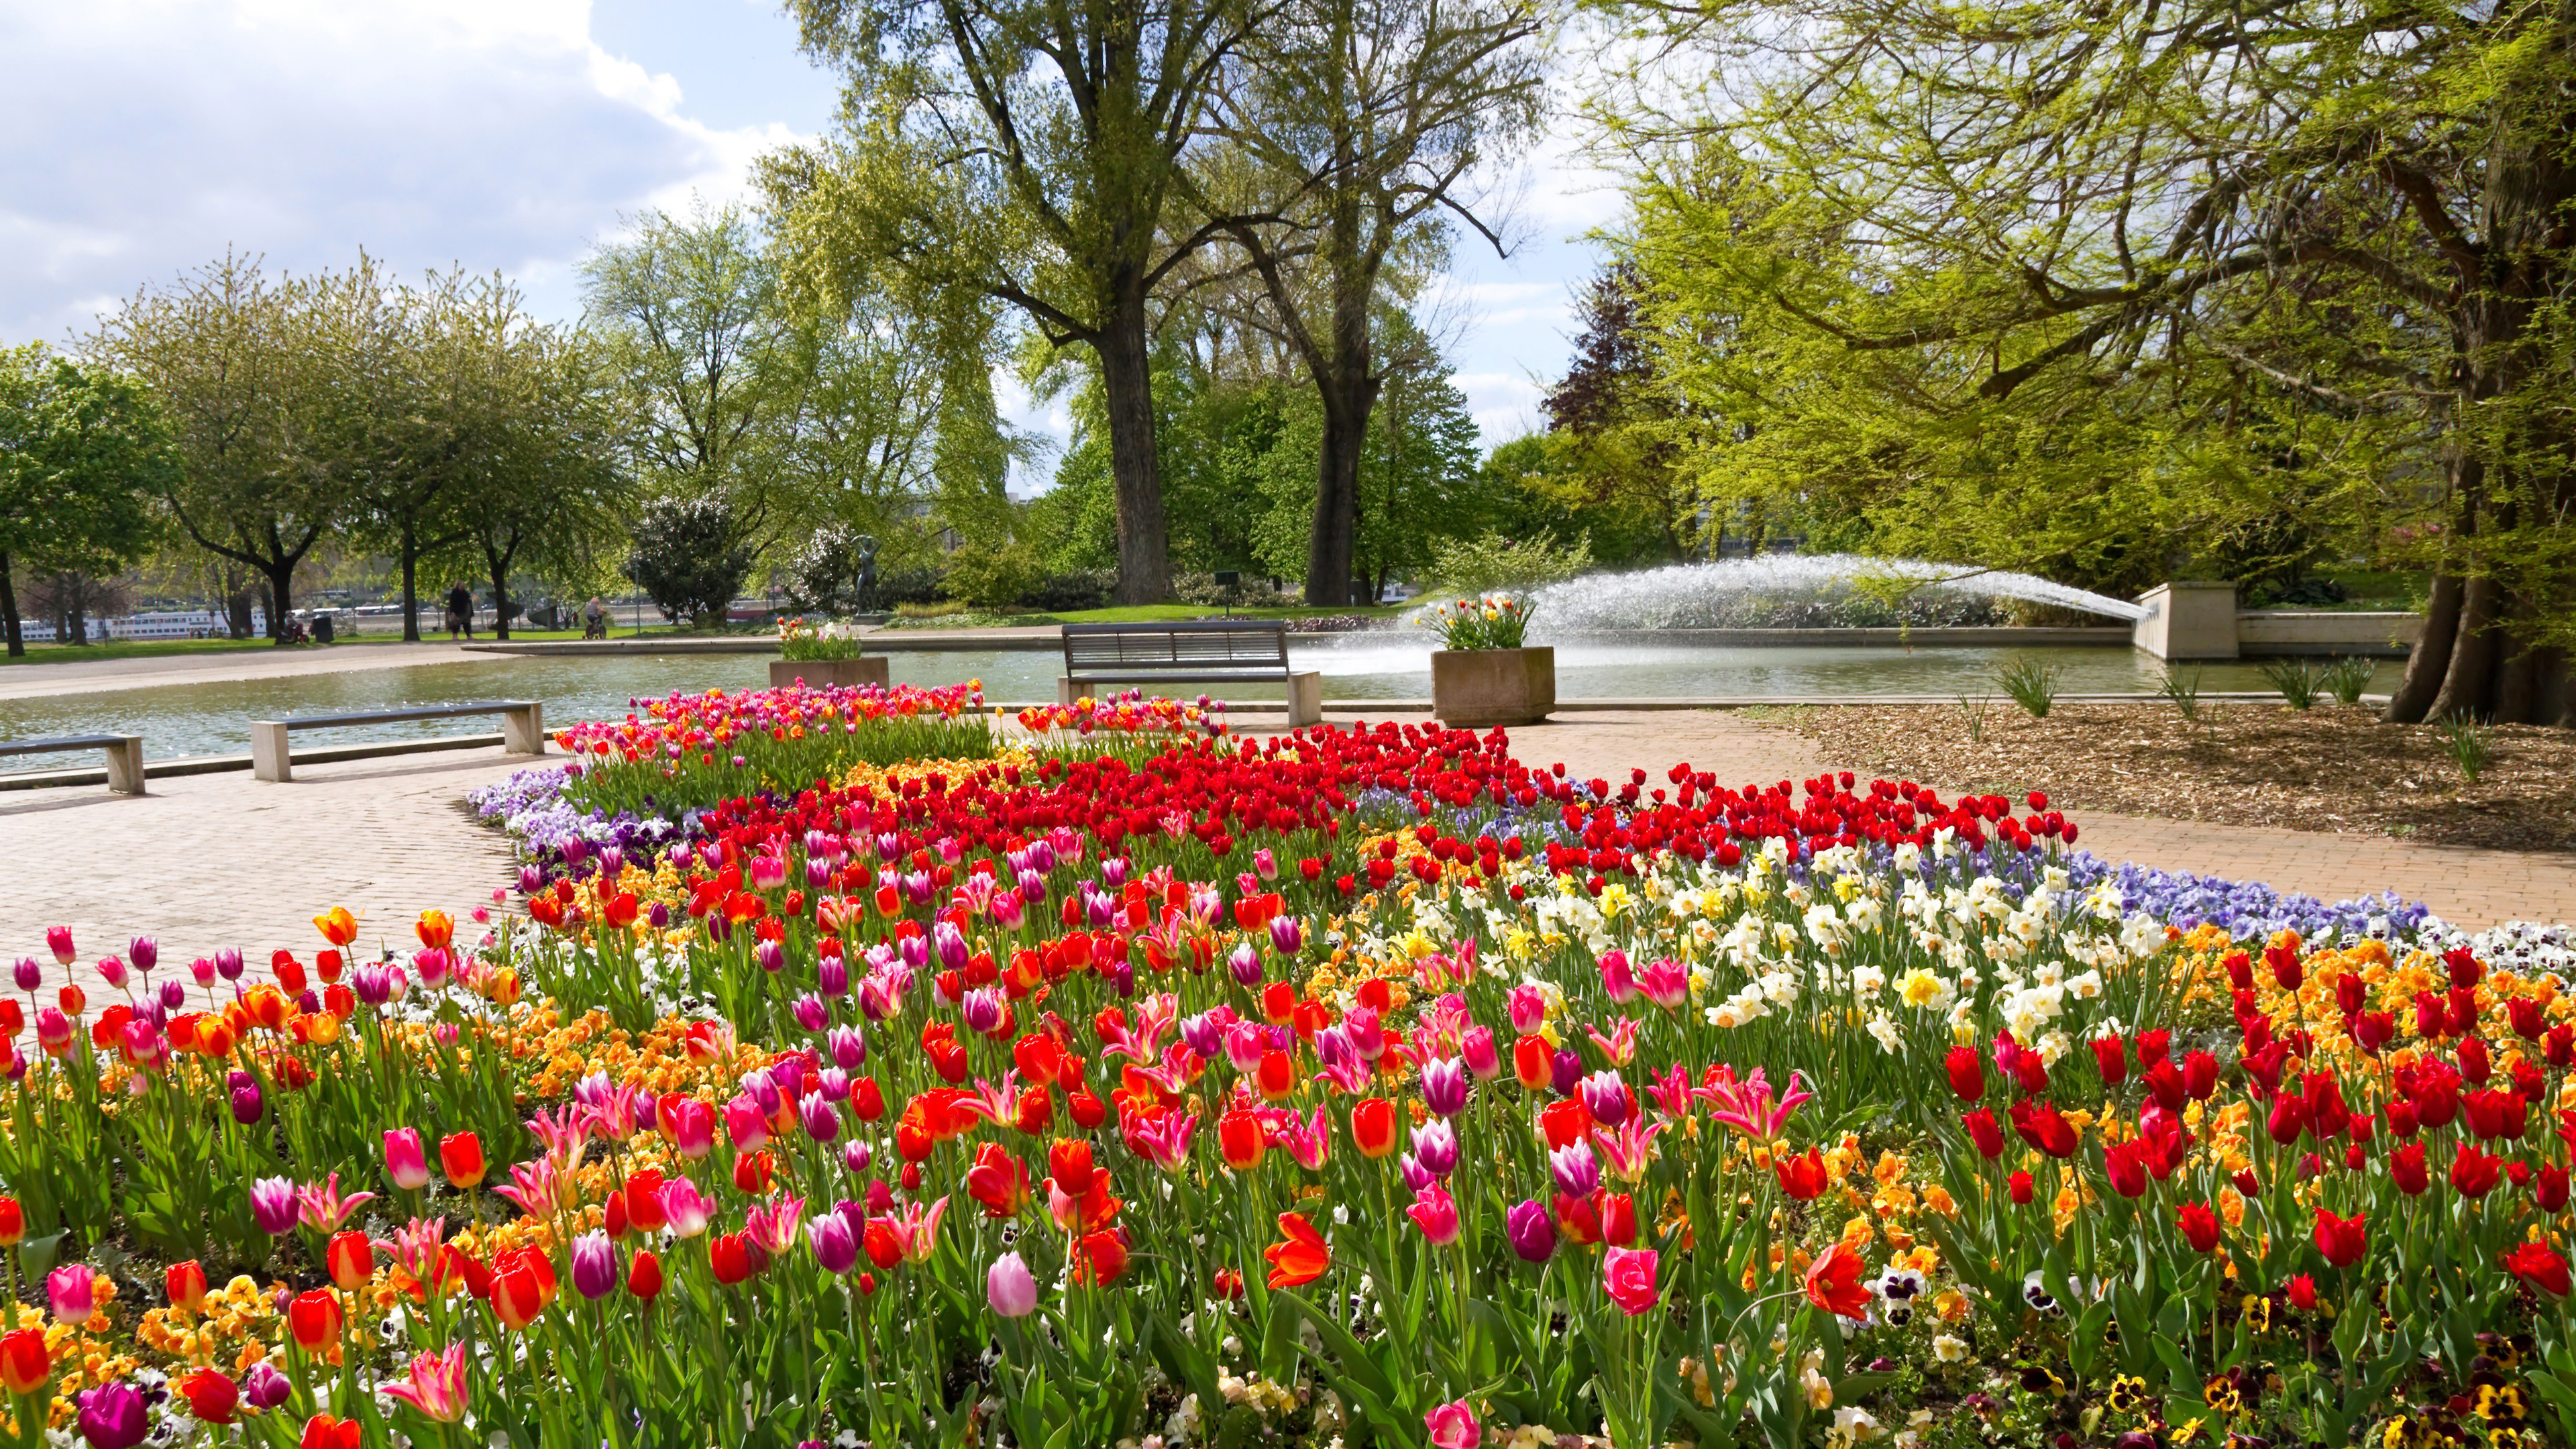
[0, 735, 147, 794]
[1059, 621, 1322, 727]
[252, 700, 544, 782]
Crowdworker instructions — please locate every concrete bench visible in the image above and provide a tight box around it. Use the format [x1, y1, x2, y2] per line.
[1061, 621, 1321, 727]
[0, 735, 147, 794]
[252, 700, 543, 782]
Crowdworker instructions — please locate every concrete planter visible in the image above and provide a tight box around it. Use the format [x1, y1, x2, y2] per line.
[1432, 647, 1556, 727]
[769, 656, 890, 690]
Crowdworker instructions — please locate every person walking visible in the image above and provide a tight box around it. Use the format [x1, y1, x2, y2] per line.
[445, 582, 476, 641]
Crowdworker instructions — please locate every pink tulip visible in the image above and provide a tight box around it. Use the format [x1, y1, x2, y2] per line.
[1424, 1400, 1481, 1449]
[384, 1128, 431, 1191]
[1407, 1185, 1460, 1246]
[383, 1344, 470, 1423]
[1603, 1246, 1660, 1316]
[658, 1177, 714, 1238]
[47, 1264, 94, 1324]
[987, 1251, 1038, 1318]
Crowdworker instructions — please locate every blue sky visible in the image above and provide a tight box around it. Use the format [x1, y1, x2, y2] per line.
[0, 0, 1613, 482]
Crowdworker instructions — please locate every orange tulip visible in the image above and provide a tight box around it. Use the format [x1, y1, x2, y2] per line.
[415, 910, 454, 951]
[439, 1132, 486, 1189]
[167, 1259, 207, 1314]
[313, 906, 360, 948]
[327, 1232, 374, 1290]
[491, 1246, 557, 1329]
[1263, 1211, 1330, 1289]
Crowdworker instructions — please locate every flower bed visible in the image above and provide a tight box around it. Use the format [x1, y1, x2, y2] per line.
[9, 712, 2575, 1448]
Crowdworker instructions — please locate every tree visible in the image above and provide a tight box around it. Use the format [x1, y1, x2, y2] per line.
[458, 326, 631, 641]
[583, 205, 805, 570]
[1540, 266, 1705, 561]
[330, 259, 554, 641]
[1204, 0, 1542, 603]
[0, 345, 170, 655]
[90, 254, 353, 644]
[765, 0, 1280, 604]
[1597, 0, 2576, 724]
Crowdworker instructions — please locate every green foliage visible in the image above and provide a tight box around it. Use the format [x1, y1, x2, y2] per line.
[1995, 655, 2061, 718]
[1421, 594, 1534, 649]
[1422, 529, 1593, 597]
[1956, 692, 1992, 745]
[2260, 659, 2325, 710]
[2159, 666, 2206, 724]
[2322, 655, 2376, 707]
[2440, 715, 2493, 784]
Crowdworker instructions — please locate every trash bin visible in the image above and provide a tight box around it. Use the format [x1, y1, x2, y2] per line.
[311, 612, 335, 645]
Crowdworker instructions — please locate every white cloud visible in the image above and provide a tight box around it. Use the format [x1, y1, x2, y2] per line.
[0, 0, 792, 343]
[1454, 371, 1548, 442]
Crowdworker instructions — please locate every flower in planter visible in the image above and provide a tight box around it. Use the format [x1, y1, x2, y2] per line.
[1422, 594, 1533, 650]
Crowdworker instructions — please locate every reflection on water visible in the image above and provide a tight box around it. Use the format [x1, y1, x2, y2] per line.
[0, 640, 2399, 767]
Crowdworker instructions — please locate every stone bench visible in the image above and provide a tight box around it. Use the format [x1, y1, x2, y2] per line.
[0, 735, 147, 794]
[252, 700, 543, 782]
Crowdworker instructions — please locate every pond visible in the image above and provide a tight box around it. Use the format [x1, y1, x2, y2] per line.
[0, 639, 2401, 769]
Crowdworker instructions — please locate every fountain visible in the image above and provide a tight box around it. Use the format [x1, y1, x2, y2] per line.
[1513, 555, 2149, 636]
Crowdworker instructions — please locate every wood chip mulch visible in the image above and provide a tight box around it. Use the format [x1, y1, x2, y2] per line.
[1765, 702, 2576, 853]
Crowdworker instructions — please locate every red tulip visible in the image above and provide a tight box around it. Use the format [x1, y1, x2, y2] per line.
[2009, 1099, 2077, 1159]
[2089, 1034, 2126, 1087]
[2286, 1274, 2319, 1312]
[1962, 1108, 2005, 1160]
[176, 1367, 237, 1424]
[1773, 1147, 1829, 1200]
[1943, 1045, 1984, 1102]
[1351, 1097, 1399, 1159]
[1218, 1110, 1267, 1171]
[1801, 1240, 1871, 1318]
[2507, 1242, 2571, 1298]
[628, 1249, 664, 1301]
[326, 1231, 374, 1291]
[492, 1246, 559, 1326]
[2390, 1142, 2430, 1195]
[2176, 1201, 2221, 1252]
[288, 1289, 343, 1354]
[1263, 1212, 1330, 1289]
[0, 1328, 47, 1396]
[2312, 1207, 2367, 1268]
[439, 1132, 486, 1189]
[2451, 1142, 2504, 1198]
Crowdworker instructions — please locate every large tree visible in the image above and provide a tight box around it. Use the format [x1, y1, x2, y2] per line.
[0, 345, 170, 655]
[763, 0, 1279, 604]
[1202, 0, 1542, 603]
[1601, 0, 2576, 724]
[90, 254, 352, 643]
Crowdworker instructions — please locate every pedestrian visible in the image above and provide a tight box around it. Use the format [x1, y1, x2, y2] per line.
[445, 582, 475, 641]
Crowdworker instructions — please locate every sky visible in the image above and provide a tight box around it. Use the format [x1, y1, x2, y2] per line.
[0, 0, 1618, 486]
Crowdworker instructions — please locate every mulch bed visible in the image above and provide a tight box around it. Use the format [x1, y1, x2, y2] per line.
[1764, 701, 2576, 853]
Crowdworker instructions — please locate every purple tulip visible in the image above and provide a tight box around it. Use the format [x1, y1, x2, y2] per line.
[350, 964, 392, 1007]
[244, 1362, 293, 1410]
[1100, 856, 1131, 888]
[158, 979, 188, 1012]
[76, 1381, 148, 1449]
[1506, 1199, 1558, 1263]
[1227, 942, 1263, 987]
[571, 1230, 619, 1300]
[844, 1140, 873, 1176]
[800, 1092, 841, 1144]
[1268, 915, 1303, 955]
[818, 954, 850, 998]
[1421, 1057, 1470, 1118]
[755, 940, 786, 975]
[1579, 1070, 1629, 1129]
[1550, 1141, 1600, 1198]
[250, 1177, 299, 1235]
[1409, 1120, 1458, 1179]
[1549, 1047, 1584, 1097]
[11, 958, 38, 992]
[646, 902, 671, 929]
[792, 994, 828, 1033]
[127, 936, 158, 973]
[230, 1081, 264, 1126]
[827, 1026, 866, 1069]
[808, 1212, 859, 1275]
[213, 945, 245, 981]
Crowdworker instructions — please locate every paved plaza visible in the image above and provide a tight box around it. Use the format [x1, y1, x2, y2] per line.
[3, 653, 2571, 974]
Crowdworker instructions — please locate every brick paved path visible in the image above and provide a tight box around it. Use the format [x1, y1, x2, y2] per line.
[4, 699, 2568, 981]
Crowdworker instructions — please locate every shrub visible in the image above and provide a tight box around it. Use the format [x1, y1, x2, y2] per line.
[1016, 569, 1116, 613]
[1423, 529, 1593, 597]
[2260, 658, 2324, 709]
[2322, 655, 2375, 705]
[625, 494, 755, 629]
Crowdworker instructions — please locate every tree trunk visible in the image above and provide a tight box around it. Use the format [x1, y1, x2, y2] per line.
[400, 526, 423, 643]
[0, 553, 19, 657]
[226, 582, 254, 640]
[1094, 286, 1171, 606]
[2426, 571, 2504, 722]
[2383, 571, 2463, 722]
[264, 566, 295, 645]
[1305, 374, 1377, 608]
[486, 539, 517, 643]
